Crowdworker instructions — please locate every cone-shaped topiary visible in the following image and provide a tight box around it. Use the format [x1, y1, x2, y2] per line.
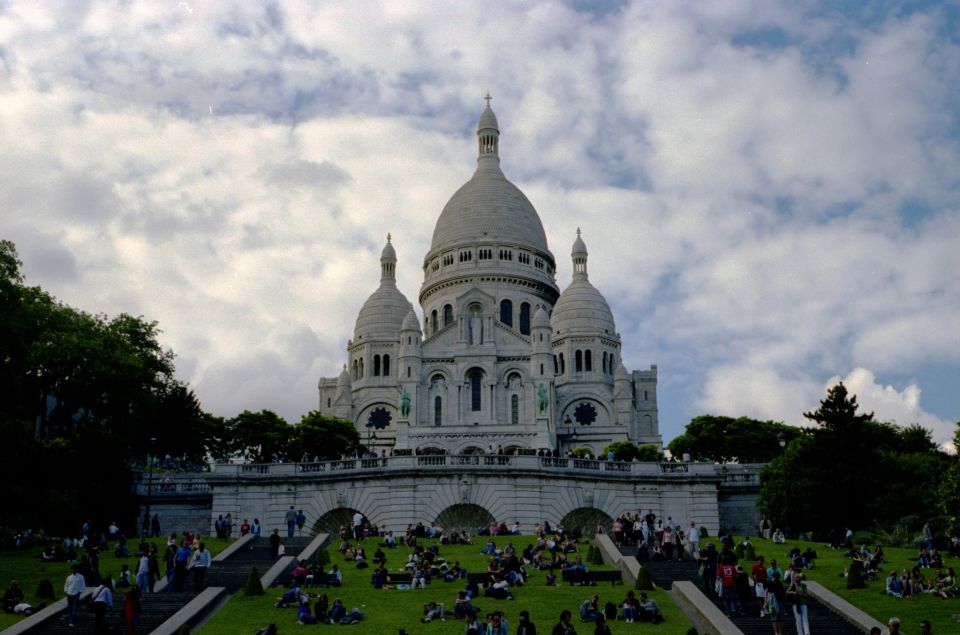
[35, 578, 55, 599]
[635, 565, 654, 590]
[700, 526, 709, 538]
[244, 566, 264, 596]
[846, 559, 866, 589]
[587, 545, 605, 565]
[177, 626, 191, 635]
[734, 543, 745, 560]
[686, 628, 699, 635]
[744, 544, 756, 561]
[314, 548, 331, 567]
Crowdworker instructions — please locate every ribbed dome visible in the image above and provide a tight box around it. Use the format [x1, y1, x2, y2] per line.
[532, 304, 551, 329]
[337, 364, 351, 387]
[552, 277, 616, 336]
[354, 235, 411, 341]
[401, 304, 420, 332]
[552, 230, 616, 336]
[429, 100, 549, 255]
[430, 171, 549, 253]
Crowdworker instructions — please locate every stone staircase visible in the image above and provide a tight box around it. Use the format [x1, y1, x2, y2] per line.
[620, 546, 864, 635]
[20, 536, 314, 633]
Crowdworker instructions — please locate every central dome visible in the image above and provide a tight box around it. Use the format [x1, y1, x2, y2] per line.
[428, 102, 550, 256]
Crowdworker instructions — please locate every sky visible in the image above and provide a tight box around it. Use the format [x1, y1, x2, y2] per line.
[1, 0, 958, 447]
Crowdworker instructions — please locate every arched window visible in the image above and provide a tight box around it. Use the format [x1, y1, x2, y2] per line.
[585, 350, 592, 372]
[511, 394, 519, 425]
[553, 356, 558, 374]
[575, 350, 583, 373]
[443, 304, 453, 326]
[431, 310, 438, 334]
[500, 299, 513, 327]
[382, 354, 390, 377]
[407, 366, 411, 378]
[469, 369, 482, 412]
[434, 396, 442, 426]
[373, 355, 381, 376]
[519, 302, 531, 335]
[327, 398, 331, 408]
[359, 358, 364, 378]
[602, 351, 608, 374]
[559, 353, 565, 375]
[352, 359, 358, 380]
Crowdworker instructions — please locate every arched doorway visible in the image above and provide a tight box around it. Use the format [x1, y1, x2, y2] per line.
[560, 507, 614, 538]
[435, 503, 495, 534]
[312, 507, 368, 536]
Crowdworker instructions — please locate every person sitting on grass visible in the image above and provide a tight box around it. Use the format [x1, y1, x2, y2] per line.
[487, 610, 509, 635]
[545, 571, 557, 586]
[275, 586, 305, 608]
[313, 594, 328, 622]
[480, 538, 498, 555]
[292, 560, 309, 586]
[886, 571, 903, 597]
[772, 529, 786, 544]
[297, 596, 317, 624]
[935, 567, 956, 598]
[483, 574, 513, 600]
[579, 594, 601, 622]
[328, 598, 346, 624]
[328, 564, 342, 587]
[371, 565, 388, 589]
[445, 560, 466, 581]
[453, 590, 479, 619]
[638, 592, 664, 623]
[3, 580, 25, 613]
[421, 600, 444, 622]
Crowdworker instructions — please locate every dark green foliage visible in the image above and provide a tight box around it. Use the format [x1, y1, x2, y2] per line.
[177, 625, 190, 635]
[668, 415, 799, 463]
[35, 578, 55, 599]
[734, 543, 745, 560]
[602, 440, 661, 461]
[635, 565, 654, 590]
[244, 567, 264, 596]
[291, 412, 361, 461]
[586, 545, 604, 565]
[686, 629, 699, 635]
[700, 527, 709, 538]
[846, 559, 866, 589]
[744, 544, 756, 561]
[313, 548, 331, 567]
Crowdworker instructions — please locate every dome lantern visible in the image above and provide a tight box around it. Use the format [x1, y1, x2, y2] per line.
[381, 232, 397, 282]
[477, 93, 500, 165]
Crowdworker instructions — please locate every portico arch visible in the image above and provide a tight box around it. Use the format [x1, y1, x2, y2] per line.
[313, 507, 368, 535]
[560, 507, 614, 537]
[435, 503, 495, 534]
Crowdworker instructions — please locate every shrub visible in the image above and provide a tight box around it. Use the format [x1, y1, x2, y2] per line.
[313, 548, 331, 567]
[35, 578, 55, 599]
[734, 543, 745, 560]
[178, 626, 190, 635]
[744, 544, 756, 561]
[635, 565, 654, 590]
[846, 559, 866, 589]
[587, 545, 604, 565]
[686, 629, 699, 635]
[852, 530, 874, 545]
[700, 526, 709, 538]
[244, 567, 264, 596]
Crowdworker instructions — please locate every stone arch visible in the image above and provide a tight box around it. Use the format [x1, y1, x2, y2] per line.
[560, 507, 614, 537]
[416, 445, 446, 455]
[458, 444, 487, 455]
[313, 507, 368, 535]
[558, 396, 612, 427]
[435, 503, 495, 534]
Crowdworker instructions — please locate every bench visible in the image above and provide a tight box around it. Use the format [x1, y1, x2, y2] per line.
[562, 569, 623, 586]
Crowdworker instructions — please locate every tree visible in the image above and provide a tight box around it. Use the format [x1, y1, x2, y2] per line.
[668, 415, 799, 463]
[290, 412, 360, 461]
[230, 410, 291, 462]
[937, 422, 960, 533]
[603, 440, 660, 461]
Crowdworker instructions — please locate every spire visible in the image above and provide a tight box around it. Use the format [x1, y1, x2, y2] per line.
[380, 233, 397, 282]
[572, 228, 588, 278]
[477, 94, 500, 165]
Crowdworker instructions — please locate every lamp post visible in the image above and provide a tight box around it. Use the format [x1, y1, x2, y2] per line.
[777, 431, 787, 536]
[367, 429, 377, 457]
[144, 437, 157, 537]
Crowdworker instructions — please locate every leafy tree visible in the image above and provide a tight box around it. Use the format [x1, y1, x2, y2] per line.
[635, 444, 662, 462]
[603, 440, 661, 461]
[668, 415, 800, 463]
[937, 422, 960, 533]
[290, 412, 360, 461]
[230, 410, 291, 462]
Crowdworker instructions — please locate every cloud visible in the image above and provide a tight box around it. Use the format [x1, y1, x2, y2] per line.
[0, 0, 957, 446]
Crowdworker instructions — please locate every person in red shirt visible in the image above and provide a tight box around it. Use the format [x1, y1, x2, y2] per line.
[240, 519, 251, 536]
[752, 556, 769, 617]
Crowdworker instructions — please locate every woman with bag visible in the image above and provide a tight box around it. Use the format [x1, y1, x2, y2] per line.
[765, 571, 786, 635]
[786, 572, 810, 635]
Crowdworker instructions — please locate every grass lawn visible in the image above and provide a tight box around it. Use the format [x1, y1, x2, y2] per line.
[0, 536, 234, 630]
[198, 536, 694, 635]
[739, 536, 959, 633]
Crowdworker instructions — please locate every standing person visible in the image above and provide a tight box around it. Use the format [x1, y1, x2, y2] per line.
[296, 510, 307, 535]
[240, 519, 251, 536]
[173, 542, 192, 591]
[551, 609, 577, 635]
[766, 571, 786, 635]
[251, 518, 262, 536]
[192, 542, 211, 590]
[786, 572, 810, 635]
[64, 565, 86, 627]
[687, 522, 700, 557]
[699, 543, 718, 596]
[123, 586, 141, 635]
[752, 556, 768, 616]
[135, 550, 150, 592]
[352, 510, 364, 541]
[150, 514, 160, 538]
[517, 609, 537, 635]
[718, 554, 741, 616]
[147, 548, 159, 592]
[163, 544, 176, 591]
[269, 529, 281, 560]
[285, 506, 297, 538]
[90, 579, 113, 634]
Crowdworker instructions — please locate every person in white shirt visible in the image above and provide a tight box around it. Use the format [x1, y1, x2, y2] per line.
[90, 581, 113, 632]
[63, 566, 86, 627]
[688, 522, 701, 558]
[192, 542, 212, 590]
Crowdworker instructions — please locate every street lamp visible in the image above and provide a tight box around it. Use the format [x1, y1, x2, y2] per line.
[777, 431, 787, 536]
[144, 437, 157, 537]
[367, 429, 377, 457]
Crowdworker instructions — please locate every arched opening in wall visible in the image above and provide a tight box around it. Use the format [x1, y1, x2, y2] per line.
[511, 394, 519, 424]
[585, 350, 592, 372]
[435, 503, 495, 534]
[416, 445, 446, 455]
[519, 302, 531, 335]
[358, 358, 364, 378]
[460, 445, 486, 455]
[499, 299, 513, 327]
[431, 310, 438, 334]
[313, 507, 367, 536]
[373, 355, 381, 376]
[602, 351, 608, 374]
[352, 359, 359, 380]
[559, 353, 565, 375]
[443, 304, 453, 326]
[434, 396, 442, 426]
[502, 444, 526, 455]
[560, 507, 614, 537]
[382, 354, 390, 377]
[467, 368, 483, 412]
[575, 350, 583, 372]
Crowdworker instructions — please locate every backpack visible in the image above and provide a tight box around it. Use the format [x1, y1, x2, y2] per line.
[604, 602, 618, 620]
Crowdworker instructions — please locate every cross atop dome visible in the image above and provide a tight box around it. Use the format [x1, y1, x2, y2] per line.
[484, 92, 492, 106]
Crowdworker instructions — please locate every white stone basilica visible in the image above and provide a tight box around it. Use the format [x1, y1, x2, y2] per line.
[317, 100, 661, 456]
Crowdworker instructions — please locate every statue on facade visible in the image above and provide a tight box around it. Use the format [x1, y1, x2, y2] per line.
[536, 383, 549, 415]
[398, 386, 411, 418]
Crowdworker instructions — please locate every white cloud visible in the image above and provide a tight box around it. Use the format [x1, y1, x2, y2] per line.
[0, 0, 957, 443]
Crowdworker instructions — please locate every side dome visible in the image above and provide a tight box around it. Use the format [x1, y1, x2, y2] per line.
[551, 230, 617, 336]
[354, 234, 411, 341]
[429, 101, 549, 255]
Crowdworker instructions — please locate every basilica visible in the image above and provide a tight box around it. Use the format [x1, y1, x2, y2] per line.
[317, 100, 661, 456]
